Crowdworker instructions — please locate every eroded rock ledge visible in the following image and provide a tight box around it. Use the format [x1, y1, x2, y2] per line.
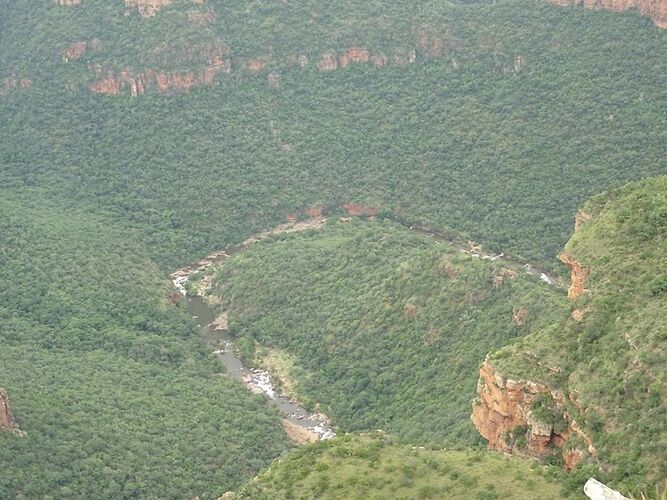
[0, 388, 23, 435]
[471, 360, 595, 470]
[559, 252, 589, 300]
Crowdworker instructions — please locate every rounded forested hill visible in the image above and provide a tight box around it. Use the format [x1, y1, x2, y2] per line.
[204, 219, 568, 444]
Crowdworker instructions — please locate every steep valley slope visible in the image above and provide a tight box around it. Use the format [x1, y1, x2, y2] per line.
[472, 177, 667, 494]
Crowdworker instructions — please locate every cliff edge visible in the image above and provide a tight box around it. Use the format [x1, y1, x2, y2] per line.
[472, 177, 667, 492]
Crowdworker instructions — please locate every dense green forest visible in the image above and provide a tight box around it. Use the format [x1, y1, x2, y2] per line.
[0, 195, 291, 498]
[203, 219, 568, 444]
[1, 0, 665, 268]
[490, 177, 667, 494]
[0, 0, 665, 496]
[236, 433, 574, 499]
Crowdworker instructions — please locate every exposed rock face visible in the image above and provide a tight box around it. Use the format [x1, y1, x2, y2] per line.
[563, 448, 584, 471]
[125, 0, 172, 17]
[574, 209, 593, 231]
[89, 53, 231, 96]
[0, 388, 21, 434]
[512, 307, 529, 326]
[338, 47, 370, 68]
[64, 42, 88, 61]
[2, 77, 32, 95]
[239, 58, 268, 73]
[316, 47, 417, 72]
[559, 252, 589, 300]
[471, 360, 568, 457]
[317, 52, 338, 71]
[472, 360, 595, 469]
[550, 0, 667, 28]
[83, 26, 458, 97]
[343, 203, 380, 217]
[63, 40, 98, 62]
[54, 0, 81, 5]
[209, 312, 229, 332]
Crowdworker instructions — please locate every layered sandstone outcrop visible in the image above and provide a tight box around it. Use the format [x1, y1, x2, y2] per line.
[63, 40, 98, 62]
[550, 0, 667, 28]
[471, 360, 594, 469]
[89, 54, 231, 96]
[0, 388, 22, 434]
[471, 360, 568, 457]
[559, 209, 591, 299]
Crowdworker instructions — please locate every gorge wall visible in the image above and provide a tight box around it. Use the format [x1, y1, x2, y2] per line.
[471, 211, 594, 470]
[550, 0, 667, 28]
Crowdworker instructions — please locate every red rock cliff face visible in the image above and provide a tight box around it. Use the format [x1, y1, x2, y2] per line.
[472, 360, 596, 470]
[125, 0, 172, 17]
[559, 252, 589, 300]
[550, 0, 667, 28]
[0, 388, 21, 434]
[471, 360, 569, 457]
[89, 53, 231, 96]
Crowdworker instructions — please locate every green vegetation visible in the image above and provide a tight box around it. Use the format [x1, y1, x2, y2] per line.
[1, 0, 665, 268]
[490, 177, 667, 495]
[208, 219, 568, 444]
[237, 433, 571, 499]
[0, 195, 291, 498]
[0, 0, 665, 496]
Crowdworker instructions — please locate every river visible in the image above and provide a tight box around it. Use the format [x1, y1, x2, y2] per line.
[171, 217, 335, 442]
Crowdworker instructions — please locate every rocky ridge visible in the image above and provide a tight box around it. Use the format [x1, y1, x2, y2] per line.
[86, 44, 431, 96]
[471, 209, 595, 470]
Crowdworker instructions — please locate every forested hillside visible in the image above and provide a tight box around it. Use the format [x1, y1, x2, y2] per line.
[479, 177, 667, 495]
[1, 0, 665, 267]
[0, 195, 291, 497]
[0, 0, 665, 497]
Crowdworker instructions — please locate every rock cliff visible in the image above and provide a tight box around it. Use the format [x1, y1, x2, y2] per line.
[471, 208, 597, 469]
[471, 360, 594, 469]
[559, 252, 589, 300]
[0, 388, 22, 434]
[89, 54, 231, 96]
[471, 360, 569, 457]
[124, 0, 172, 18]
[550, 0, 667, 28]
